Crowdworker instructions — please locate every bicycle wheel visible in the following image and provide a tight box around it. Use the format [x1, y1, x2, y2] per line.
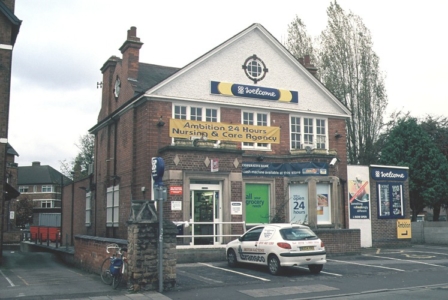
[100, 258, 113, 285]
[112, 273, 122, 289]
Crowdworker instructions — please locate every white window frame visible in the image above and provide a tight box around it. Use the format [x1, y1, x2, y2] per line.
[242, 110, 271, 150]
[85, 191, 91, 226]
[290, 115, 328, 150]
[106, 185, 119, 227]
[42, 185, 53, 192]
[34, 199, 54, 208]
[173, 104, 219, 122]
[19, 186, 29, 193]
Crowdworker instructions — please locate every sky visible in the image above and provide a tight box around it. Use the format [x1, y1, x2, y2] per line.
[9, 0, 448, 170]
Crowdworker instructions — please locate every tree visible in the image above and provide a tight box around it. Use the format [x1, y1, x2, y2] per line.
[60, 134, 94, 180]
[318, 1, 387, 165]
[379, 118, 448, 221]
[285, 1, 388, 165]
[285, 15, 316, 63]
[15, 197, 34, 228]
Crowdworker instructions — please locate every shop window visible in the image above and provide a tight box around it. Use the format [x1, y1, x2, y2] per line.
[85, 191, 91, 226]
[378, 183, 404, 218]
[289, 184, 308, 224]
[289, 183, 331, 225]
[245, 183, 270, 224]
[242, 111, 270, 149]
[317, 183, 331, 224]
[290, 116, 327, 150]
[106, 185, 119, 227]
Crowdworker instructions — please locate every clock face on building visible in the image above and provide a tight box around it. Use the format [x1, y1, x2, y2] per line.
[114, 76, 121, 98]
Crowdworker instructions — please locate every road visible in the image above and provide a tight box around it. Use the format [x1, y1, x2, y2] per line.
[1, 244, 448, 299]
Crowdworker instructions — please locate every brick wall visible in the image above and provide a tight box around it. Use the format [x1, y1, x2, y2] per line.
[314, 229, 361, 255]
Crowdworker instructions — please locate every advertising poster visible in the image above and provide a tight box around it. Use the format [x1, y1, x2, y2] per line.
[317, 184, 331, 224]
[245, 184, 269, 223]
[289, 184, 308, 224]
[348, 169, 370, 219]
[347, 165, 372, 247]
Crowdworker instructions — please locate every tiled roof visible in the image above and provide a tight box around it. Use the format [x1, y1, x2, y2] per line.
[18, 165, 71, 185]
[135, 62, 180, 94]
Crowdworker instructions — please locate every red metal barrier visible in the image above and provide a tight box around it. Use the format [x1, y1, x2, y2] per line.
[30, 226, 61, 242]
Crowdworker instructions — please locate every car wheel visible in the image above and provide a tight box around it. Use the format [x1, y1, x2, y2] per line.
[227, 249, 238, 267]
[267, 255, 281, 275]
[308, 264, 323, 274]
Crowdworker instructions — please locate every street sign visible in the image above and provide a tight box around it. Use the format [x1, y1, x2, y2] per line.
[397, 219, 412, 239]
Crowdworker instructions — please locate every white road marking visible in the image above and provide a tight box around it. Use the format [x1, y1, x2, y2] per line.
[0, 269, 16, 287]
[198, 263, 271, 281]
[294, 266, 343, 276]
[363, 254, 446, 267]
[329, 259, 405, 272]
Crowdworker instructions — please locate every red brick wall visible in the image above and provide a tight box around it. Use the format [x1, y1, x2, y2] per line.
[315, 228, 361, 255]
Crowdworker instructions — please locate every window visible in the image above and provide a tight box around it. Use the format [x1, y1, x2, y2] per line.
[174, 105, 187, 120]
[34, 199, 54, 208]
[19, 186, 29, 193]
[290, 116, 327, 150]
[290, 117, 301, 149]
[107, 185, 119, 227]
[245, 183, 270, 223]
[317, 183, 331, 224]
[242, 111, 269, 149]
[85, 192, 91, 226]
[42, 185, 53, 192]
[174, 105, 218, 122]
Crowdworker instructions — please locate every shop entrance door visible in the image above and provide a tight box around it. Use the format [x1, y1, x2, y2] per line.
[190, 183, 221, 245]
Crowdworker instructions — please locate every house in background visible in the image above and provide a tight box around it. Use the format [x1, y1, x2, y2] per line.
[17, 161, 71, 228]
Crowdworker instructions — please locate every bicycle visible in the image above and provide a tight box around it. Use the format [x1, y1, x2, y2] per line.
[100, 244, 127, 289]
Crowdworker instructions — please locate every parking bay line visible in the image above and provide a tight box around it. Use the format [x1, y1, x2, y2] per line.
[0, 269, 16, 287]
[198, 263, 271, 281]
[328, 259, 405, 272]
[363, 254, 446, 268]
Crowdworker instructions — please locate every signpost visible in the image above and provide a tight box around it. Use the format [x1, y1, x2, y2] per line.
[152, 157, 167, 293]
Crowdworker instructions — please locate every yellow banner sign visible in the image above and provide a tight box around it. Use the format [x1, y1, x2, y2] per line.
[169, 119, 280, 143]
[397, 219, 412, 239]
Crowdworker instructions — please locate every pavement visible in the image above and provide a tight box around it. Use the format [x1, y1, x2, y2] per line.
[54, 291, 172, 300]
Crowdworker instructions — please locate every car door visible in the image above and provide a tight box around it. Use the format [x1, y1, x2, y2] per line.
[256, 225, 276, 263]
[237, 226, 265, 265]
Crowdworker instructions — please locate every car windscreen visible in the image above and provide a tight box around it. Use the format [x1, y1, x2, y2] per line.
[280, 228, 318, 241]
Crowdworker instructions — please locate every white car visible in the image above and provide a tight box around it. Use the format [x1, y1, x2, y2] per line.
[226, 223, 326, 275]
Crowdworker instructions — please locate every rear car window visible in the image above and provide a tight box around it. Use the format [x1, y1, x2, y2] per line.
[280, 228, 318, 241]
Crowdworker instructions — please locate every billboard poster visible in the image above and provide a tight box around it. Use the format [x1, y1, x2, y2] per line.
[245, 184, 269, 223]
[348, 166, 370, 219]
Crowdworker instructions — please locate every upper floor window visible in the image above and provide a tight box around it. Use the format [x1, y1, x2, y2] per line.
[42, 185, 53, 192]
[174, 105, 219, 122]
[243, 111, 269, 149]
[19, 186, 29, 193]
[290, 116, 327, 150]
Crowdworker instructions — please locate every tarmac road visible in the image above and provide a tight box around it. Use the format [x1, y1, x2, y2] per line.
[2, 244, 448, 299]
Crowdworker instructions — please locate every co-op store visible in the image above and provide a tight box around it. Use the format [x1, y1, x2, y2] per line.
[84, 23, 410, 248]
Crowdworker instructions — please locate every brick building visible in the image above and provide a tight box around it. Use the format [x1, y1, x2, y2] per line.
[17, 161, 71, 227]
[0, 0, 21, 255]
[63, 24, 353, 247]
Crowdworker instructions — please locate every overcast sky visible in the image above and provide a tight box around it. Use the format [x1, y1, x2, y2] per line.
[9, 0, 448, 170]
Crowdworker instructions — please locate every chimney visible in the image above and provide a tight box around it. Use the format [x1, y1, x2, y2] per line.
[299, 55, 318, 78]
[119, 26, 143, 81]
[32, 161, 40, 167]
